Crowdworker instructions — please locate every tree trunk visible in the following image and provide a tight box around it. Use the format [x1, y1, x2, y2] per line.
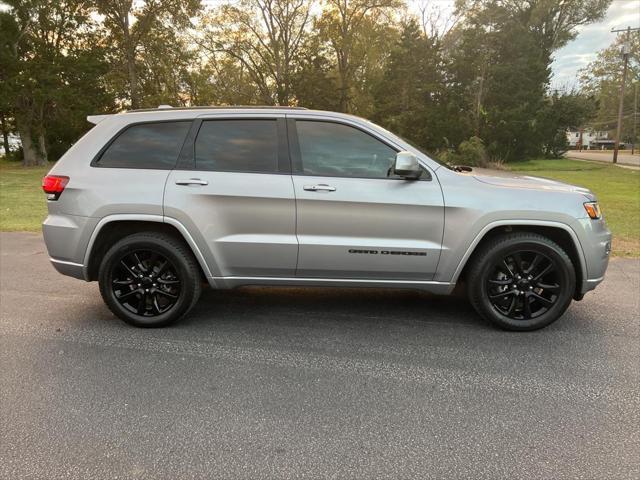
[18, 123, 41, 167]
[37, 131, 48, 165]
[122, 13, 140, 110]
[0, 113, 10, 157]
[337, 51, 350, 113]
[126, 46, 140, 109]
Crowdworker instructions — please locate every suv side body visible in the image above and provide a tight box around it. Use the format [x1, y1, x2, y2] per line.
[43, 107, 611, 330]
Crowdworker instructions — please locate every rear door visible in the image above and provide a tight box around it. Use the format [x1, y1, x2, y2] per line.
[288, 117, 445, 280]
[164, 114, 297, 278]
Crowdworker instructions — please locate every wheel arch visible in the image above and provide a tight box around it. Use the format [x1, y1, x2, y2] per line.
[83, 215, 212, 281]
[453, 221, 586, 299]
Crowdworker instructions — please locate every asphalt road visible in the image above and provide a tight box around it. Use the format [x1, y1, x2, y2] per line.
[565, 150, 640, 168]
[1, 232, 638, 479]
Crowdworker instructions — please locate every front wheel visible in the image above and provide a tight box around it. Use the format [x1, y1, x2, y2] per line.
[466, 232, 576, 331]
[98, 233, 201, 327]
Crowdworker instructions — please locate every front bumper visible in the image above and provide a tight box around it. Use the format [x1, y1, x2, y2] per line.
[577, 217, 612, 295]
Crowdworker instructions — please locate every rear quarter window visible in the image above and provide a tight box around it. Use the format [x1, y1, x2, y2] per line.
[96, 121, 191, 169]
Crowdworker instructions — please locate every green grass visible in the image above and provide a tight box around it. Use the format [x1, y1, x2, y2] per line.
[0, 160, 49, 232]
[509, 158, 640, 256]
[1, 157, 638, 256]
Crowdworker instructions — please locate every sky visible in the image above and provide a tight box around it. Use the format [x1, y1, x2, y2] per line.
[550, 0, 640, 90]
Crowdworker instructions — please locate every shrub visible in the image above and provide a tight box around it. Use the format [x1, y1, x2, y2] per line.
[457, 136, 488, 167]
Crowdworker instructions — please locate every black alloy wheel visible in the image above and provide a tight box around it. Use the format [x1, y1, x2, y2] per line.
[99, 232, 201, 327]
[486, 250, 561, 321]
[467, 232, 576, 331]
[112, 250, 182, 317]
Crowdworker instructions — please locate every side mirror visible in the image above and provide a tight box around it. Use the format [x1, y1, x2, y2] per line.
[393, 151, 422, 179]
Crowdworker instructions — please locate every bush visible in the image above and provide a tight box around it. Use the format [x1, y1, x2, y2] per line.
[457, 136, 488, 167]
[435, 148, 460, 166]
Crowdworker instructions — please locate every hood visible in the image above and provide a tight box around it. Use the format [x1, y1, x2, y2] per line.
[469, 168, 594, 199]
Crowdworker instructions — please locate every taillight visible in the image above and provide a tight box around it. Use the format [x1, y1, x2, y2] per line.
[42, 175, 69, 200]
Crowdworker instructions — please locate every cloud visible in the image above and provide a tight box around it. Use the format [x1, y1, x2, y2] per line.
[551, 0, 640, 89]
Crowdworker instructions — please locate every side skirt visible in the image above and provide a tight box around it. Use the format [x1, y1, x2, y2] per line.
[207, 276, 455, 295]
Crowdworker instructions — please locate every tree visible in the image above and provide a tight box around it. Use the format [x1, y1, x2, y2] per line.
[316, 0, 401, 113]
[538, 91, 597, 157]
[95, 0, 200, 109]
[446, 0, 610, 161]
[579, 32, 640, 145]
[0, 0, 112, 165]
[199, 0, 311, 106]
[372, 19, 448, 151]
[291, 33, 340, 109]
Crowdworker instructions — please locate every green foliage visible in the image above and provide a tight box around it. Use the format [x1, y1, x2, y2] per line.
[372, 19, 447, 151]
[437, 136, 489, 167]
[458, 136, 488, 167]
[1, 0, 115, 165]
[538, 92, 597, 158]
[440, 0, 611, 162]
[0, 0, 615, 166]
[579, 32, 640, 145]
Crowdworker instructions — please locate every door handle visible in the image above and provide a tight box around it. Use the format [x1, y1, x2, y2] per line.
[175, 178, 208, 186]
[303, 184, 336, 192]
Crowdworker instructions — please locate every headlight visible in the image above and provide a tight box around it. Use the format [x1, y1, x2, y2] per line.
[583, 201, 602, 220]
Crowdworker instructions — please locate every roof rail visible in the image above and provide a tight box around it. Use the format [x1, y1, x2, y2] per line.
[126, 105, 308, 113]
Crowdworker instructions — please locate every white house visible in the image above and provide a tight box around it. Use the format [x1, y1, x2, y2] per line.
[566, 129, 615, 150]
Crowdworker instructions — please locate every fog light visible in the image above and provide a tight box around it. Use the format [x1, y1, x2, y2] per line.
[604, 241, 611, 256]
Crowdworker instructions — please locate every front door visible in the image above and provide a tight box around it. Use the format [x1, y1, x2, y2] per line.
[289, 119, 444, 280]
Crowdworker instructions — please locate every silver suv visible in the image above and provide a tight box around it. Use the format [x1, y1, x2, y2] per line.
[42, 106, 611, 330]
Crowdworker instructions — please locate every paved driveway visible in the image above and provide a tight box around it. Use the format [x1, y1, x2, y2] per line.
[1, 232, 638, 479]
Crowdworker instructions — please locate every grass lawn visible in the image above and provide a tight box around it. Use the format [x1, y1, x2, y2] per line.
[0, 160, 49, 232]
[509, 158, 640, 256]
[1, 157, 638, 256]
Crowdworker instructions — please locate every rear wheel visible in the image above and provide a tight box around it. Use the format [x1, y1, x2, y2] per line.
[466, 232, 575, 331]
[98, 233, 201, 327]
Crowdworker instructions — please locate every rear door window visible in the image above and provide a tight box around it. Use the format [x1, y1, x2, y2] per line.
[97, 121, 191, 169]
[194, 120, 279, 173]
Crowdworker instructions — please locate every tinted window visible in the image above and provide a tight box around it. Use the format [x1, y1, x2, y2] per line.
[98, 122, 190, 169]
[296, 121, 397, 178]
[195, 120, 278, 173]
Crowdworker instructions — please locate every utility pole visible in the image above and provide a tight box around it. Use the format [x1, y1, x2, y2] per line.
[634, 82, 638, 155]
[611, 26, 640, 163]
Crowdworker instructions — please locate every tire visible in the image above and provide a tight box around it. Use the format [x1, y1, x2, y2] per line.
[98, 232, 202, 327]
[466, 232, 576, 331]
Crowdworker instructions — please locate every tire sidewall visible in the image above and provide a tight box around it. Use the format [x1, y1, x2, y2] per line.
[99, 236, 196, 327]
[475, 238, 575, 331]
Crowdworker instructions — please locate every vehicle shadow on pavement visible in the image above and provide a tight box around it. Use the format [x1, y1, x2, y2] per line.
[183, 285, 484, 330]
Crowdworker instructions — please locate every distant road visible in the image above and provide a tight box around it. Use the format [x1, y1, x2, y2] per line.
[565, 150, 640, 167]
